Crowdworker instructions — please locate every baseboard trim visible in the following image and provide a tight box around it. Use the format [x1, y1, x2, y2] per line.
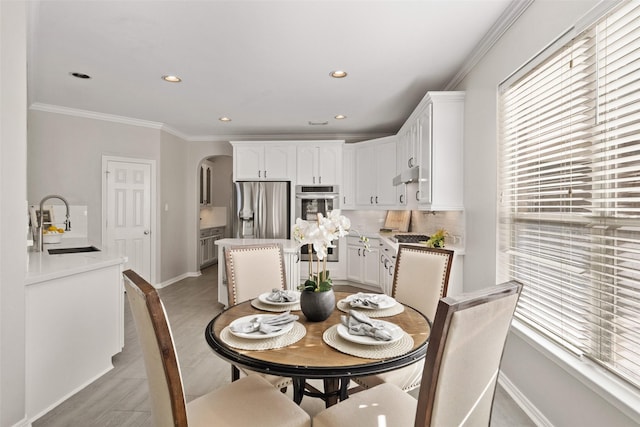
[10, 416, 30, 427]
[155, 271, 200, 288]
[498, 371, 552, 427]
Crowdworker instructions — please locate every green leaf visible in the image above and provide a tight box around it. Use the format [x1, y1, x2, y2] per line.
[318, 278, 332, 292]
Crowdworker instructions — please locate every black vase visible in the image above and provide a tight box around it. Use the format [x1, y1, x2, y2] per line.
[300, 289, 336, 322]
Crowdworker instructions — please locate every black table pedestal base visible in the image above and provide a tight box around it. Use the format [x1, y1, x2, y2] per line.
[292, 377, 350, 407]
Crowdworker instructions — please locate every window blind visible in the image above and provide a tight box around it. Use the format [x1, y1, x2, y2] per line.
[498, 0, 640, 388]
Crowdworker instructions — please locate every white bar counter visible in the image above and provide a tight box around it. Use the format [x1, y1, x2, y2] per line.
[25, 239, 127, 423]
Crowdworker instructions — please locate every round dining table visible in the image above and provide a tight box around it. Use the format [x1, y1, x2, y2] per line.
[204, 291, 431, 407]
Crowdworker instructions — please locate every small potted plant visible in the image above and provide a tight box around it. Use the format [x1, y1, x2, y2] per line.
[425, 228, 448, 248]
[293, 210, 369, 321]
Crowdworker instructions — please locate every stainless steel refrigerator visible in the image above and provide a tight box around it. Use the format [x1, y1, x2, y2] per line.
[232, 181, 290, 239]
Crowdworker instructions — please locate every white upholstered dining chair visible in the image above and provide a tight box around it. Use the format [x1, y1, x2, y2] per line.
[224, 243, 293, 390]
[353, 244, 454, 392]
[313, 280, 523, 427]
[122, 269, 310, 427]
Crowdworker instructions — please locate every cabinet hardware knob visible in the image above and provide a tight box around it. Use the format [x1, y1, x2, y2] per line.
[399, 194, 404, 204]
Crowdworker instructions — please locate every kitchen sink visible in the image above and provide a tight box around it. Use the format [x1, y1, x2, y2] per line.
[48, 246, 101, 255]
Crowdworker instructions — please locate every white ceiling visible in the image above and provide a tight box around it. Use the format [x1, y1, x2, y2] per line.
[28, 0, 515, 141]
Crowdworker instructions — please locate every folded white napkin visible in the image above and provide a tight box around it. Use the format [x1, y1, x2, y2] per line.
[231, 311, 299, 334]
[266, 288, 298, 303]
[340, 310, 393, 341]
[348, 292, 382, 308]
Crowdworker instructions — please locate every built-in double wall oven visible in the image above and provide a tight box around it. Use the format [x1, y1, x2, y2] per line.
[295, 185, 340, 262]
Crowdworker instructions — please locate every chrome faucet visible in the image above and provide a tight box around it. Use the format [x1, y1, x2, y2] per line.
[35, 194, 71, 252]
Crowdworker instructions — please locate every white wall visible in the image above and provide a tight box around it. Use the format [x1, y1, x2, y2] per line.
[458, 0, 638, 425]
[160, 131, 190, 283]
[0, 2, 28, 425]
[27, 110, 161, 242]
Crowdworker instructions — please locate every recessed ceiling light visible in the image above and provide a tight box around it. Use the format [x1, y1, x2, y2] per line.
[334, 114, 347, 120]
[219, 117, 232, 122]
[330, 70, 348, 78]
[70, 72, 91, 79]
[162, 75, 182, 83]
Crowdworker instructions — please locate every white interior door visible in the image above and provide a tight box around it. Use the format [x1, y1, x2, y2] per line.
[103, 157, 154, 282]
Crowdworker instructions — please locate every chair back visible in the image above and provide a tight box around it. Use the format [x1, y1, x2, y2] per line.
[415, 280, 523, 427]
[224, 243, 287, 305]
[123, 269, 188, 427]
[391, 245, 454, 321]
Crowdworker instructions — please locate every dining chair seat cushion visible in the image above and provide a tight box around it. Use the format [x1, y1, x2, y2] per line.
[187, 375, 310, 427]
[313, 383, 417, 427]
[353, 360, 424, 391]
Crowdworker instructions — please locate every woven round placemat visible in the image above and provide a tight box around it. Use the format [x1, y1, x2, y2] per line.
[220, 322, 306, 350]
[322, 324, 414, 359]
[336, 299, 405, 317]
[251, 299, 301, 312]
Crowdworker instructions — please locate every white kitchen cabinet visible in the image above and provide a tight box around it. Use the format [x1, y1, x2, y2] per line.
[396, 123, 418, 172]
[341, 144, 356, 209]
[346, 236, 380, 289]
[200, 226, 224, 268]
[416, 92, 465, 210]
[354, 136, 397, 209]
[296, 142, 342, 186]
[379, 240, 396, 296]
[232, 142, 295, 181]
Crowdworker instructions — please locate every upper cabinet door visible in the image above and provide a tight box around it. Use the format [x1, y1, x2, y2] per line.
[296, 143, 343, 185]
[341, 145, 356, 209]
[296, 145, 317, 184]
[416, 92, 465, 210]
[232, 142, 295, 180]
[263, 145, 295, 180]
[234, 144, 264, 180]
[317, 145, 341, 185]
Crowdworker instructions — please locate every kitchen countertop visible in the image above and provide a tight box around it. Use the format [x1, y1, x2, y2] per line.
[215, 238, 302, 253]
[26, 238, 128, 285]
[376, 232, 465, 255]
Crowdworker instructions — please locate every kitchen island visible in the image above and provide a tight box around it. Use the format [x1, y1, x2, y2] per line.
[215, 238, 301, 307]
[25, 239, 127, 422]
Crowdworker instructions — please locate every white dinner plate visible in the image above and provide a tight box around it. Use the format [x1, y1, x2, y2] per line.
[336, 320, 404, 346]
[344, 293, 397, 310]
[228, 314, 295, 339]
[258, 290, 301, 306]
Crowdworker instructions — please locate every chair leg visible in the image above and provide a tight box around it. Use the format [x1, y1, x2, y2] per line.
[231, 365, 240, 382]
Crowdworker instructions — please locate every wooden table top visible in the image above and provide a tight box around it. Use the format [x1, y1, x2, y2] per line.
[204, 291, 431, 379]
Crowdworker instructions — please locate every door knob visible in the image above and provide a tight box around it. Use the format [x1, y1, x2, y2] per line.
[144, 230, 150, 235]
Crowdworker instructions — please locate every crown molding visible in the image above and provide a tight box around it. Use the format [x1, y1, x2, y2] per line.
[28, 103, 389, 143]
[444, 0, 534, 90]
[29, 102, 165, 130]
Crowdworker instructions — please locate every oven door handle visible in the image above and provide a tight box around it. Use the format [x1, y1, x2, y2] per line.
[295, 194, 339, 200]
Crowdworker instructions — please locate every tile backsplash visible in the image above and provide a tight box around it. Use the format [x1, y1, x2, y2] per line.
[410, 210, 464, 246]
[343, 209, 465, 246]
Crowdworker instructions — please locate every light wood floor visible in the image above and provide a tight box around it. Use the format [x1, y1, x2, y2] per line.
[34, 264, 536, 426]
